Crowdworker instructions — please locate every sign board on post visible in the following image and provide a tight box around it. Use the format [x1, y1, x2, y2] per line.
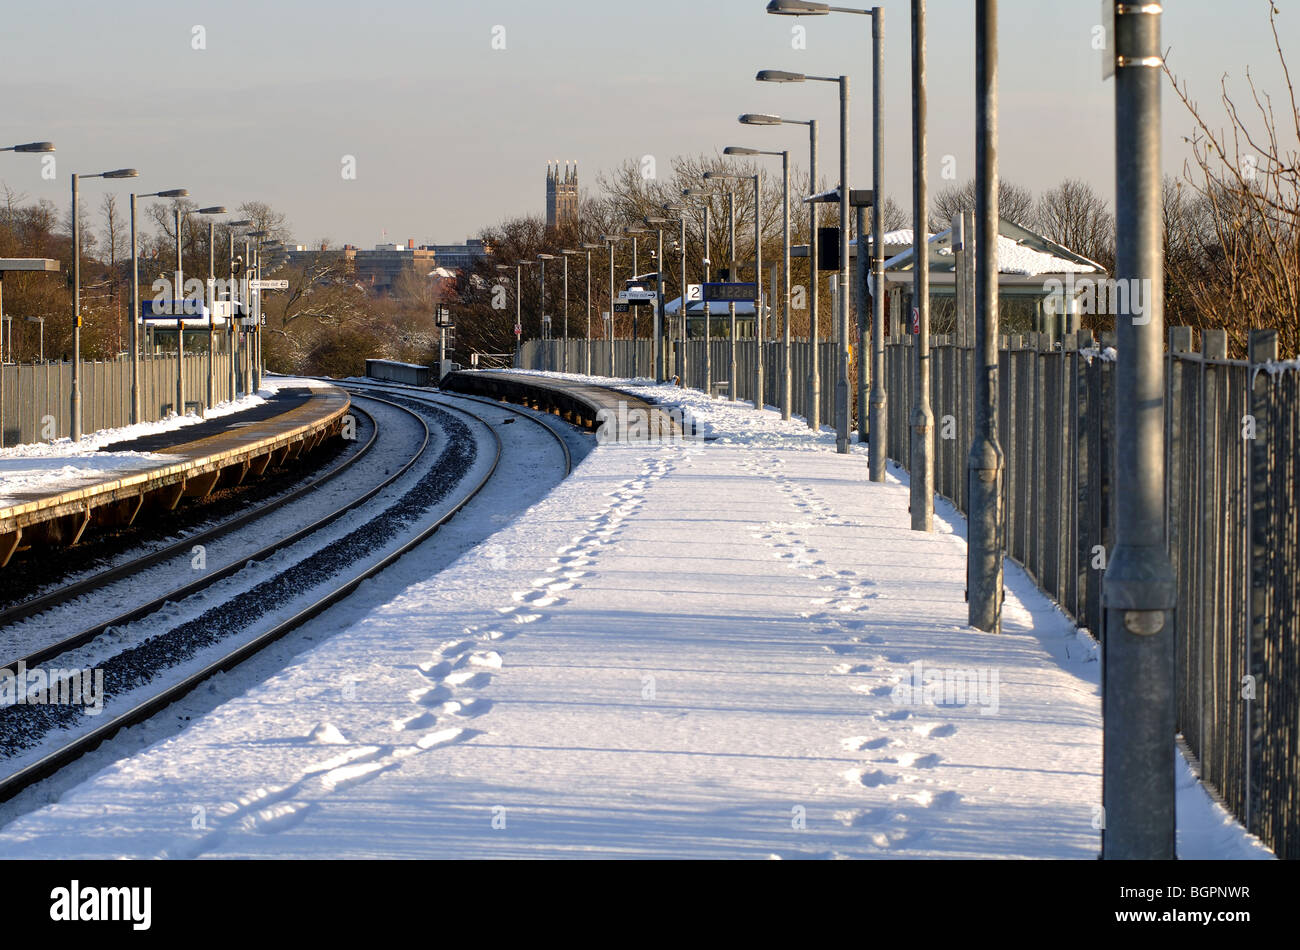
[687, 284, 703, 302]
[624, 289, 657, 302]
[251, 279, 289, 291]
[613, 302, 630, 314]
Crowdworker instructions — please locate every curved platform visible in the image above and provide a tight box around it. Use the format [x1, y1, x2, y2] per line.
[0, 384, 351, 567]
[439, 370, 688, 440]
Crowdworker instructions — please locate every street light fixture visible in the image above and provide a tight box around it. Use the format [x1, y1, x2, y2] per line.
[729, 144, 793, 420]
[129, 188, 188, 423]
[561, 249, 587, 374]
[758, 66, 852, 450]
[579, 244, 604, 375]
[224, 220, 253, 398]
[537, 253, 557, 371]
[705, 169, 763, 408]
[684, 186, 731, 398]
[197, 207, 228, 412]
[765, 1, 892, 473]
[599, 235, 625, 376]
[0, 142, 56, 153]
[741, 111, 822, 429]
[71, 167, 139, 440]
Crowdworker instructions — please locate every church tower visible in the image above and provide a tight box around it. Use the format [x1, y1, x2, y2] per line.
[546, 161, 579, 233]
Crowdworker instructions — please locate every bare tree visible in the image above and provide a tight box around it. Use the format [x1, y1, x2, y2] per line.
[100, 193, 127, 353]
[1164, 1, 1300, 356]
[1034, 179, 1114, 269]
[930, 178, 1035, 231]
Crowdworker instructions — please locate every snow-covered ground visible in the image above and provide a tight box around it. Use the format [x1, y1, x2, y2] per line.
[0, 374, 1271, 859]
[0, 385, 280, 509]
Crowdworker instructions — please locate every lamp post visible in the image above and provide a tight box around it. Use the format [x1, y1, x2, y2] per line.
[624, 226, 651, 379]
[255, 239, 283, 391]
[225, 220, 252, 400]
[1102, 0, 1177, 861]
[657, 202, 691, 385]
[757, 67, 850, 450]
[129, 189, 189, 424]
[517, 260, 538, 367]
[562, 249, 585, 374]
[741, 113, 821, 429]
[242, 231, 267, 394]
[581, 244, 604, 375]
[199, 207, 227, 413]
[681, 188, 716, 396]
[704, 171, 762, 407]
[537, 253, 556, 373]
[767, 0, 888, 455]
[644, 216, 677, 384]
[0, 142, 55, 445]
[600, 236, 622, 376]
[495, 264, 520, 365]
[727, 145, 791, 420]
[71, 167, 139, 440]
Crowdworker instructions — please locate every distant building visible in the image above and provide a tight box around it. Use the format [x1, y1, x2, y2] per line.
[422, 239, 491, 272]
[285, 244, 356, 272]
[355, 240, 438, 293]
[546, 162, 579, 233]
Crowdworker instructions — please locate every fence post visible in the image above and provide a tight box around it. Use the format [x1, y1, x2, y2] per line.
[1245, 328, 1277, 838]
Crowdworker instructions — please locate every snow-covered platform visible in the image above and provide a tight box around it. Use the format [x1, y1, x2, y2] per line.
[0, 375, 1268, 859]
[0, 382, 349, 567]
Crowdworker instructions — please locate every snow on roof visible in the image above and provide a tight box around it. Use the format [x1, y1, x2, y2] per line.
[883, 222, 1103, 278]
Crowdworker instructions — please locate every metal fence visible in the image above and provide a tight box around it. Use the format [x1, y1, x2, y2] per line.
[517, 337, 858, 427]
[884, 328, 1299, 858]
[1, 352, 235, 447]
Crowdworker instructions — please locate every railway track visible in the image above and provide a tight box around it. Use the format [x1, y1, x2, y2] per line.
[0, 389, 570, 804]
[0, 405, 380, 630]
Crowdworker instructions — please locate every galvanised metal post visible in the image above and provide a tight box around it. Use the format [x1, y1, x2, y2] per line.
[69, 167, 137, 439]
[515, 263, 523, 366]
[909, 0, 935, 530]
[1101, 0, 1176, 861]
[869, 7, 888, 479]
[676, 217, 685, 383]
[229, 229, 239, 398]
[968, 0, 1005, 633]
[243, 237, 252, 393]
[607, 240, 616, 376]
[630, 234, 639, 378]
[586, 248, 593, 374]
[129, 193, 140, 423]
[809, 120, 821, 430]
[207, 219, 216, 410]
[704, 200, 712, 394]
[781, 149, 792, 420]
[562, 252, 569, 373]
[835, 75, 851, 453]
[71, 174, 82, 440]
[856, 203, 869, 442]
[660, 224, 668, 382]
[729, 189, 738, 400]
[174, 204, 185, 417]
[754, 171, 764, 411]
[538, 255, 548, 373]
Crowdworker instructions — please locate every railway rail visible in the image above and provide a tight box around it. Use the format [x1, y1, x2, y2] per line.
[0, 390, 562, 803]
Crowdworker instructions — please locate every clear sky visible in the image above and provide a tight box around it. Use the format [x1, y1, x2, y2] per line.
[1, 0, 1290, 248]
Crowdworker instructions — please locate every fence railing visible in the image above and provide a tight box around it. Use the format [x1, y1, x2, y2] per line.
[517, 337, 860, 427]
[1, 352, 235, 447]
[885, 328, 1298, 859]
[518, 327, 1298, 856]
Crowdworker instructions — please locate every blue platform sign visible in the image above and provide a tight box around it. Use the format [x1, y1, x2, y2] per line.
[703, 282, 757, 303]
